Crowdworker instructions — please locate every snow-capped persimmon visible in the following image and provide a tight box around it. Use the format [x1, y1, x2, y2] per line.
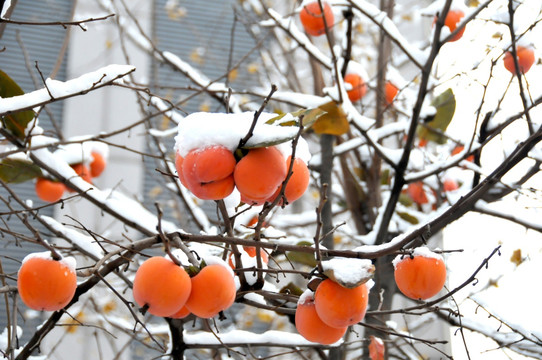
[35, 178, 66, 202]
[295, 291, 347, 345]
[67, 163, 92, 193]
[407, 182, 428, 205]
[132, 256, 191, 317]
[17, 253, 77, 311]
[314, 279, 369, 329]
[89, 151, 106, 178]
[185, 263, 236, 319]
[234, 146, 287, 205]
[344, 73, 367, 102]
[434, 9, 465, 42]
[72, 163, 92, 183]
[299, 1, 334, 37]
[268, 156, 310, 205]
[385, 81, 398, 105]
[393, 249, 446, 300]
[503, 46, 535, 75]
[177, 145, 236, 200]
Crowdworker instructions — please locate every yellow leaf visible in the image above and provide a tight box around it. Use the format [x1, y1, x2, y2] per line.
[312, 101, 349, 135]
[510, 249, 523, 266]
[228, 68, 238, 82]
[247, 63, 259, 74]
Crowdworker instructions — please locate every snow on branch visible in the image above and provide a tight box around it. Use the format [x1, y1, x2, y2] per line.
[0, 65, 135, 116]
[262, 8, 333, 70]
[344, 0, 427, 68]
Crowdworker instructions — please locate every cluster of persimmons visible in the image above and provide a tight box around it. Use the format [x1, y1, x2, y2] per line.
[175, 144, 309, 206]
[299, 0, 535, 110]
[294, 248, 446, 345]
[35, 150, 107, 203]
[132, 256, 237, 319]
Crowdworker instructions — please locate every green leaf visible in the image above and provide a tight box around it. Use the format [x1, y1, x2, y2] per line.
[279, 282, 304, 297]
[265, 108, 326, 128]
[0, 69, 35, 138]
[397, 211, 419, 225]
[0, 158, 43, 183]
[417, 88, 456, 144]
[286, 241, 317, 267]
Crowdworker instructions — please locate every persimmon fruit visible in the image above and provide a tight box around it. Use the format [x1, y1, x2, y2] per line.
[344, 73, 367, 102]
[443, 178, 458, 192]
[67, 163, 92, 193]
[451, 145, 474, 162]
[503, 46, 535, 75]
[299, 1, 334, 37]
[132, 256, 192, 317]
[169, 305, 191, 319]
[72, 163, 92, 183]
[17, 254, 77, 311]
[228, 246, 269, 269]
[185, 264, 236, 319]
[394, 252, 446, 300]
[295, 292, 347, 345]
[385, 81, 398, 105]
[35, 178, 66, 202]
[177, 145, 236, 200]
[268, 156, 310, 205]
[407, 182, 428, 205]
[434, 9, 465, 42]
[234, 146, 286, 205]
[314, 279, 368, 328]
[90, 151, 106, 178]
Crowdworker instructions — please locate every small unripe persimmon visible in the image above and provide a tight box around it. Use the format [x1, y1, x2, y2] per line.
[393, 250, 446, 300]
[295, 291, 347, 345]
[35, 178, 66, 202]
[314, 279, 369, 328]
[503, 46, 535, 75]
[344, 73, 367, 102]
[299, 1, 334, 37]
[132, 256, 192, 317]
[17, 253, 77, 311]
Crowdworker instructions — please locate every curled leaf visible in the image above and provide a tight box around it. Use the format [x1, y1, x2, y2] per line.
[369, 336, 385, 360]
[312, 101, 349, 135]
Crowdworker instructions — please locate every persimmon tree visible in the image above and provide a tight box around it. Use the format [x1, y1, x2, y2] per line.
[1, 0, 542, 359]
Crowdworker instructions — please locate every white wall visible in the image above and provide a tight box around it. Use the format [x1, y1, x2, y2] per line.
[43, 1, 152, 358]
